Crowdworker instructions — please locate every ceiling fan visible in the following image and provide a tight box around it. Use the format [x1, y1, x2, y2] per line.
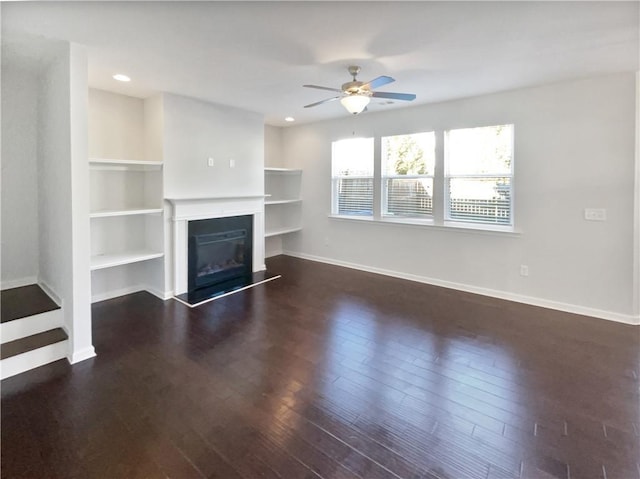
[303, 65, 416, 115]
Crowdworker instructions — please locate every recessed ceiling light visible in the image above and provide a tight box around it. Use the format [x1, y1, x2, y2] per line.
[285, 117, 295, 122]
[113, 74, 131, 82]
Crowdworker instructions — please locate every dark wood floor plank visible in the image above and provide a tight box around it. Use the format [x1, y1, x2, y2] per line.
[1, 284, 60, 323]
[1, 327, 67, 359]
[2, 255, 639, 479]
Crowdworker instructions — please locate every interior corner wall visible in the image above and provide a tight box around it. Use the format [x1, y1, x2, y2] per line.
[634, 71, 640, 317]
[1, 64, 40, 288]
[264, 124, 284, 168]
[88, 88, 145, 160]
[282, 73, 638, 323]
[38, 41, 94, 362]
[68, 43, 93, 362]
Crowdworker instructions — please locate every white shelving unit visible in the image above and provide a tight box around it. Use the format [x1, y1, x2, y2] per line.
[89, 159, 164, 272]
[264, 168, 302, 238]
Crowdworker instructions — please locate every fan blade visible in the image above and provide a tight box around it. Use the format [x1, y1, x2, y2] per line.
[303, 84, 343, 93]
[371, 91, 416, 101]
[304, 96, 341, 108]
[361, 75, 394, 90]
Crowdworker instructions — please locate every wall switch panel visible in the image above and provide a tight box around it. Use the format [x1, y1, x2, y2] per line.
[207, 157, 214, 167]
[584, 208, 606, 221]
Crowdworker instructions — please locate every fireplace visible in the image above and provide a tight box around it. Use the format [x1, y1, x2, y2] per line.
[187, 215, 253, 294]
[166, 196, 267, 303]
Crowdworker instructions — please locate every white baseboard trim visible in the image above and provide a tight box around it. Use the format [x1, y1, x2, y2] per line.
[92, 284, 174, 303]
[1, 276, 38, 291]
[68, 346, 96, 364]
[91, 285, 146, 303]
[143, 284, 174, 301]
[37, 279, 62, 306]
[283, 251, 640, 326]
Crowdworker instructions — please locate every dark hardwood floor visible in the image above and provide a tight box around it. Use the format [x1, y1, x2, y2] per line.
[2, 255, 638, 479]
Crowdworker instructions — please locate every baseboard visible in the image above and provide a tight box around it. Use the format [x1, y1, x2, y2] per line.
[283, 250, 640, 326]
[143, 284, 174, 301]
[68, 345, 96, 364]
[92, 284, 174, 303]
[37, 279, 62, 306]
[91, 285, 146, 303]
[1, 276, 38, 291]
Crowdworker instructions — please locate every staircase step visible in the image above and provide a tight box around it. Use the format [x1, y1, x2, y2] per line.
[1, 308, 64, 344]
[1, 328, 69, 380]
[1, 328, 68, 360]
[1, 284, 60, 323]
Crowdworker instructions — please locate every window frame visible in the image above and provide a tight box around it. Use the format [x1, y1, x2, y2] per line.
[381, 131, 436, 220]
[444, 125, 515, 228]
[330, 137, 375, 218]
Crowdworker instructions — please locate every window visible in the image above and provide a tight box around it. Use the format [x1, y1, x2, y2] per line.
[331, 138, 374, 216]
[330, 124, 515, 231]
[445, 125, 514, 226]
[382, 132, 435, 218]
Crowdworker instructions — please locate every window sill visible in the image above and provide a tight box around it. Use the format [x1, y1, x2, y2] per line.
[328, 214, 521, 237]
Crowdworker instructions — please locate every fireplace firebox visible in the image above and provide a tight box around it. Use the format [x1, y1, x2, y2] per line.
[187, 215, 253, 295]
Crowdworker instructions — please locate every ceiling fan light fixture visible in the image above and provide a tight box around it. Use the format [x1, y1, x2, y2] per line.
[340, 94, 370, 115]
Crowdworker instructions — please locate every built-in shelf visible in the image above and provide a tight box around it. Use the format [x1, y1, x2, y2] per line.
[89, 158, 163, 171]
[264, 167, 302, 173]
[265, 199, 302, 206]
[90, 250, 164, 271]
[265, 227, 303, 238]
[89, 208, 163, 218]
[264, 168, 302, 239]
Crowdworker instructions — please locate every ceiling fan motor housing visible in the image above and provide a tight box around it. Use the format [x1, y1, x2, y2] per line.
[342, 81, 370, 96]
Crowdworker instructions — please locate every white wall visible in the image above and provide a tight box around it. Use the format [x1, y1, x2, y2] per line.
[264, 124, 283, 168]
[282, 73, 638, 323]
[38, 41, 94, 362]
[1, 64, 40, 288]
[88, 89, 145, 160]
[163, 93, 264, 199]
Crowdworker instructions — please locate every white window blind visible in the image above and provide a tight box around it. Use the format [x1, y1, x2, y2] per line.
[445, 125, 514, 226]
[332, 138, 374, 216]
[382, 132, 435, 218]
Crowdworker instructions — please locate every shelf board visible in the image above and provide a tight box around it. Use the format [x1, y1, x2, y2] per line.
[90, 208, 163, 218]
[264, 167, 302, 174]
[265, 227, 302, 238]
[90, 250, 164, 271]
[89, 158, 163, 170]
[265, 199, 302, 205]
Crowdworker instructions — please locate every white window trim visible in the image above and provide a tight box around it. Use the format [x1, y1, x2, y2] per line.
[328, 214, 521, 237]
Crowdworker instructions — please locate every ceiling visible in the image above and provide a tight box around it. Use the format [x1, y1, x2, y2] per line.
[2, 1, 639, 126]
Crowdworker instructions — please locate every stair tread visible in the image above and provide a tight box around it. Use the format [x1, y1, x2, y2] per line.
[1, 328, 68, 360]
[1, 285, 60, 323]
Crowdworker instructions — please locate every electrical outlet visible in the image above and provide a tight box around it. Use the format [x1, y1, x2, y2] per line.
[520, 265, 529, 277]
[229, 158, 235, 168]
[207, 157, 214, 167]
[584, 208, 606, 221]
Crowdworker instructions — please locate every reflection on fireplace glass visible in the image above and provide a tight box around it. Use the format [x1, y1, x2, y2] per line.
[194, 229, 247, 284]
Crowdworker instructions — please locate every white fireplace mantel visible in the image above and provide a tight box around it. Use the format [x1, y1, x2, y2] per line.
[166, 196, 265, 295]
